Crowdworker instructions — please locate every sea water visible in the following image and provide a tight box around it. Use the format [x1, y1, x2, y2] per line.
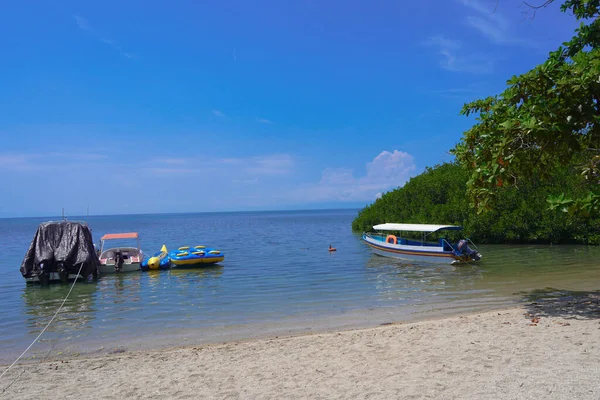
[1, 209, 599, 362]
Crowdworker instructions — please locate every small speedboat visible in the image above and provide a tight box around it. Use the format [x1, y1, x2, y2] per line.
[98, 232, 144, 273]
[169, 246, 224, 267]
[140, 245, 170, 271]
[362, 223, 482, 265]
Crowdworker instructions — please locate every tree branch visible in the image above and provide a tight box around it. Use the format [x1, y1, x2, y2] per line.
[523, 0, 555, 19]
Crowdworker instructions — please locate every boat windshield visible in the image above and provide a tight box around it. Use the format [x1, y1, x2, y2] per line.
[99, 234, 140, 252]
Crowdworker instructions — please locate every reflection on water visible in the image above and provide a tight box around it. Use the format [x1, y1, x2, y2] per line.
[362, 244, 600, 321]
[1, 211, 600, 361]
[364, 254, 488, 304]
[20, 283, 97, 359]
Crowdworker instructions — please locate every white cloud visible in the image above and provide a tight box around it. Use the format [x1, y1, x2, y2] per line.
[256, 117, 273, 124]
[73, 15, 134, 59]
[73, 15, 91, 31]
[461, 0, 494, 14]
[422, 82, 495, 102]
[423, 35, 493, 74]
[425, 0, 538, 73]
[232, 178, 259, 184]
[212, 109, 225, 117]
[142, 153, 294, 178]
[459, 0, 536, 47]
[0, 147, 414, 214]
[245, 154, 293, 175]
[289, 150, 416, 203]
[0, 154, 37, 171]
[46, 152, 108, 161]
[143, 167, 199, 176]
[217, 154, 294, 176]
[0, 152, 109, 171]
[424, 36, 461, 50]
[159, 158, 187, 165]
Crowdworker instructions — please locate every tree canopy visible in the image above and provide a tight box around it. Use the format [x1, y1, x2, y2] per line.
[451, 0, 600, 216]
[352, 162, 600, 244]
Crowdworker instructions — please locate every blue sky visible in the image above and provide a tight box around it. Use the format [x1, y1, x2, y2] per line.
[0, 0, 579, 217]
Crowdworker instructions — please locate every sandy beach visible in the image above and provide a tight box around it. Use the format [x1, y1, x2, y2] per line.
[2, 299, 600, 400]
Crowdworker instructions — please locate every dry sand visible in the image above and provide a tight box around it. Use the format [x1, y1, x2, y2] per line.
[2, 300, 600, 399]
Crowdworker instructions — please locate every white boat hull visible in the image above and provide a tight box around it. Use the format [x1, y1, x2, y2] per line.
[98, 262, 142, 274]
[98, 246, 144, 274]
[369, 246, 458, 264]
[363, 234, 467, 265]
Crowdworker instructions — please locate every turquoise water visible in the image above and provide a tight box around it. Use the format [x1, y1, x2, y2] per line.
[1, 209, 600, 362]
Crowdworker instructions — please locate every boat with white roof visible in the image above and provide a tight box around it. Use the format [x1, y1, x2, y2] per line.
[362, 223, 482, 265]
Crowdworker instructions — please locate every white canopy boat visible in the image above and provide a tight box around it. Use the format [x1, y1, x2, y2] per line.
[362, 223, 482, 265]
[98, 232, 144, 273]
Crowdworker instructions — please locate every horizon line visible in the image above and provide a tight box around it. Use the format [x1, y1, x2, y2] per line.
[0, 206, 364, 220]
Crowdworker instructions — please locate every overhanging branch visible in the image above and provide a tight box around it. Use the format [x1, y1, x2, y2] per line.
[523, 0, 555, 18]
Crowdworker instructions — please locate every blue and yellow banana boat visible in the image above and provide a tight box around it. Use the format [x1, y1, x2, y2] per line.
[169, 246, 224, 267]
[140, 245, 170, 271]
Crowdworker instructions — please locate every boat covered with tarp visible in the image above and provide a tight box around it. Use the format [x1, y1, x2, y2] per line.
[362, 223, 482, 265]
[20, 221, 100, 284]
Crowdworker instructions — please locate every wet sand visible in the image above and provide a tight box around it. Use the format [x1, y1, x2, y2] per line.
[2, 295, 600, 399]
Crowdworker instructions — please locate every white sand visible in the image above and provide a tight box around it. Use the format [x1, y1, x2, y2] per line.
[2, 306, 600, 399]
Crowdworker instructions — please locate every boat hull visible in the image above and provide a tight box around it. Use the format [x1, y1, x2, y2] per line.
[98, 262, 142, 274]
[99, 246, 144, 274]
[362, 234, 465, 265]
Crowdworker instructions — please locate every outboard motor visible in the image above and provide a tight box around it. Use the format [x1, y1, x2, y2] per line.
[456, 239, 482, 261]
[57, 262, 69, 284]
[114, 251, 124, 273]
[38, 262, 50, 286]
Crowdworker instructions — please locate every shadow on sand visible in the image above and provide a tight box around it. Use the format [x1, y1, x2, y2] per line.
[518, 287, 600, 320]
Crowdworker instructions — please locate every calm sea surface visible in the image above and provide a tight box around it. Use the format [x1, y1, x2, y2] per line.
[1, 209, 600, 362]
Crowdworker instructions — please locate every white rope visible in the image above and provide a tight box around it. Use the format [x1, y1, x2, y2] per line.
[0, 263, 85, 382]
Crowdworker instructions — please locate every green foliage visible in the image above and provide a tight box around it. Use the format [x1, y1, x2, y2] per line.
[352, 163, 470, 233]
[352, 163, 600, 244]
[451, 0, 600, 216]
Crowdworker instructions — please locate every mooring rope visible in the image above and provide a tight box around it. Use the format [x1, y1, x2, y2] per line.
[0, 263, 85, 385]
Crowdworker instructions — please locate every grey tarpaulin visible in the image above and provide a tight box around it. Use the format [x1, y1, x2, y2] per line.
[20, 221, 100, 278]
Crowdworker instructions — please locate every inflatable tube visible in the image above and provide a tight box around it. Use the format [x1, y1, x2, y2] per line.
[169, 245, 225, 267]
[141, 245, 170, 271]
